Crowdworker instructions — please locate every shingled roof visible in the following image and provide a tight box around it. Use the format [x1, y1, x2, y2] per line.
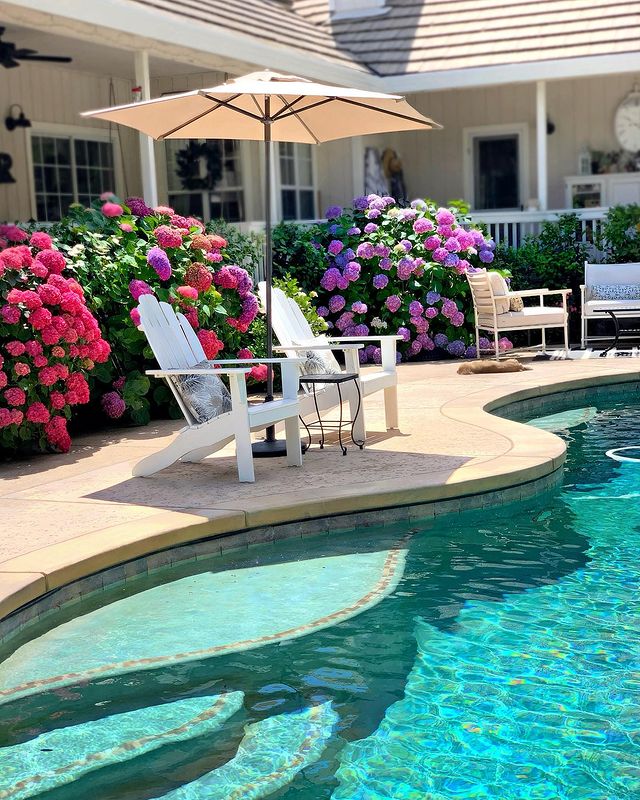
[291, 0, 640, 77]
[130, 0, 368, 73]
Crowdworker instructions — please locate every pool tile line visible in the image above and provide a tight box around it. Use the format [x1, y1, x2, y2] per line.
[0, 546, 407, 705]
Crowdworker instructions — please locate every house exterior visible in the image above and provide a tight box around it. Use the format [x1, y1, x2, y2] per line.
[0, 0, 638, 237]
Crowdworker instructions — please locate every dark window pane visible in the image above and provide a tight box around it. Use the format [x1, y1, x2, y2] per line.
[58, 166, 73, 193]
[281, 189, 297, 220]
[32, 137, 42, 164]
[280, 158, 295, 186]
[44, 166, 58, 192]
[299, 190, 315, 220]
[87, 140, 100, 165]
[75, 139, 87, 166]
[36, 196, 46, 221]
[60, 194, 74, 216]
[34, 166, 44, 192]
[89, 169, 102, 194]
[42, 138, 57, 165]
[474, 135, 519, 210]
[56, 138, 71, 164]
[78, 194, 91, 207]
[169, 193, 204, 218]
[46, 194, 60, 222]
[77, 168, 88, 194]
[100, 143, 113, 168]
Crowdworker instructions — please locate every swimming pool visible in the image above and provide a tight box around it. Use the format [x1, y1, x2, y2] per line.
[1, 394, 640, 799]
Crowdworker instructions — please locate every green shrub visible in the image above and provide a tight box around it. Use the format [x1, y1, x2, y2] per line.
[599, 205, 640, 263]
[272, 221, 326, 290]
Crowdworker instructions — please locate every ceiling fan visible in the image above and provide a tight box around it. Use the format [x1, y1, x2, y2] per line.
[0, 27, 72, 69]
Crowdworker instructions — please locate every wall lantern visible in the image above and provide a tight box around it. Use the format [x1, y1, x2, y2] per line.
[5, 104, 31, 131]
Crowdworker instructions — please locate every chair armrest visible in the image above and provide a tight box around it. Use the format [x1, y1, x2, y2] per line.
[542, 288, 572, 297]
[273, 344, 364, 352]
[328, 335, 403, 343]
[508, 289, 549, 298]
[206, 358, 304, 365]
[146, 367, 251, 376]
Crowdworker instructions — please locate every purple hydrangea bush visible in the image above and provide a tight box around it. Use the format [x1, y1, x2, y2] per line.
[312, 196, 511, 361]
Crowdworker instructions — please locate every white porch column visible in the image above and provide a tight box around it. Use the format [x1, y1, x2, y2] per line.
[536, 80, 548, 211]
[134, 50, 158, 207]
[351, 136, 364, 197]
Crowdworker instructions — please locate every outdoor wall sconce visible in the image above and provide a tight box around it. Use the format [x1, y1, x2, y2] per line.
[5, 104, 31, 131]
[0, 153, 16, 183]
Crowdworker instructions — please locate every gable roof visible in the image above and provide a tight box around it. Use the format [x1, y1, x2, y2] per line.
[292, 0, 640, 78]
[130, 0, 369, 73]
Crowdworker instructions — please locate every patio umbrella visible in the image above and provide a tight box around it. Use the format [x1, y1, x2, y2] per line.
[83, 71, 440, 454]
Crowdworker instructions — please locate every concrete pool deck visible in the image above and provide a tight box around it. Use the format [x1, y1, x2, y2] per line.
[3, 356, 640, 621]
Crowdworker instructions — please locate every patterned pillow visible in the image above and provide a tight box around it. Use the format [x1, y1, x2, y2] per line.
[301, 349, 340, 377]
[591, 284, 640, 300]
[509, 295, 524, 312]
[172, 360, 232, 424]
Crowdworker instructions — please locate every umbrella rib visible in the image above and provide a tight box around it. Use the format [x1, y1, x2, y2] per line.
[200, 94, 265, 123]
[270, 96, 305, 121]
[273, 97, 336, 122]
[157, 93, 245, 139]
[335, 97, 436, 127]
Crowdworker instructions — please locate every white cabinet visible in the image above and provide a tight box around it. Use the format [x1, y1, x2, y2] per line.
[565, 173, 640, 208]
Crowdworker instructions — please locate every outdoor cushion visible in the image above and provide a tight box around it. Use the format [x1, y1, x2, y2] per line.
[495, 306, 566, 329]
[294, 335, 341, 377]
[590, 284, 640, 301]
[173, 360, 232, 424]
[583, 299, 640, 315]
[509, 295, 524, 312]
[488, 272, 510, 314]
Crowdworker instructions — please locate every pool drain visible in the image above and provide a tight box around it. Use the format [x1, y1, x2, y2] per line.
[606, 446, 640, 463]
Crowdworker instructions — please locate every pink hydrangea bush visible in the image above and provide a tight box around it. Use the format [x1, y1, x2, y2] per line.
[50, 197, 266, 424]
[313, 197, 511, 361]
[0, 228, 110, 453]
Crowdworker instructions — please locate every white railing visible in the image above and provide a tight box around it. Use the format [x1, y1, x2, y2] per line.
[467, 207, 607, 248]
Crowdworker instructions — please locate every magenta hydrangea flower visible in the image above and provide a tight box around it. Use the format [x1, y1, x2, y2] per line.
[317, 306, 329, 317]
[398, 208, 417, 221]
[353, 323, 369, 336]
[347, 226, 361, 236]
[424, 235, 441, 251]
[435, 207, 455, 226]
[408, 300, 424, 317]
[410, 316, 428, 333]
[344, 261, 361, 282]
[425, 306, 438, 319]
[373, 244, 390, 258]
[397, 326, 411, 341]
[413, 217, 435, 234]
[385, 295, 402, 313]
[336, 274, 349, 290]
[471, 229, 485, 246]
[351, 300, 368, 314]
[451, 311, 465, 327]
[356, 242, 375, 260]
[426, 290, 440, 305]
[379, 257, 392, 270]
[101, 391, 126, 419]
[444, 237, 460, 253]
[147, 246, 171, 280]
[457, 258, 470, 272]
[367, 209, 381, 219]
[456, 230, 475, 250]
[499, 337, 513, 350]
[437, 225, 454, 238]
[432, 247, 448, 263]
[373, 274, 388, 289]
[129, 279, 153, 301]
[400, 239, 412, 252]
[397, 259, 413, 280]
[479, 337, 491, 350]
[441, 298, 458, 318]
[328, 295, 346, 313]
[445, 253, 460, 268]
[320, 267, 341, 291]
[372, 347, 383, 364]
[409, 340, 422, 355]
[335, 311, 355, 331]
[364, 223, 378, 233]
[325, 205, 342, 220]
[328, 239, 344, 256]
[353, 196, 369, 210]
[418, 333, 435, 350]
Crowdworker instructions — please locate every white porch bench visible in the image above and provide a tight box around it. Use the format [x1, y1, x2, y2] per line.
[581, 261, 640, 348]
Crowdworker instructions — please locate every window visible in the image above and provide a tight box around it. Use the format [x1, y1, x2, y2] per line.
[463, 124, 529, 212]
[31, 133, 115, 222]
[279, 143, 315, 220]
[166, 139, 245, 222]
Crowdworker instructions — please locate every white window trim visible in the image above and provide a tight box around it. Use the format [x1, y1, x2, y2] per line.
[463, 123, 530, 212]
[26, 122, 121, 221]
[276, 142, 317, 222]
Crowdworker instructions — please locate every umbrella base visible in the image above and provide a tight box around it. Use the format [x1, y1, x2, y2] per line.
[252, 438, 308, 458]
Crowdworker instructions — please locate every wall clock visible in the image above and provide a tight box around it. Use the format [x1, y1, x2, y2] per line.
[614, 86, 640, 152]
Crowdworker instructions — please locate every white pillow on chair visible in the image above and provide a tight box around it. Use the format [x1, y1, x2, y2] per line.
[488, 272, 510, 314]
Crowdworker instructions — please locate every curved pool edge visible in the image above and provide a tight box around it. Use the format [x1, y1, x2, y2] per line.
[2, 368, 639, 641]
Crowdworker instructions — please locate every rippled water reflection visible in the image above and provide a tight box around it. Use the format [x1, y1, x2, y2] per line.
[1, 400, 640, 799]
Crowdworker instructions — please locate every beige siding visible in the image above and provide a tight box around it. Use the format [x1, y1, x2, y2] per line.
[0, 62, 140, 221]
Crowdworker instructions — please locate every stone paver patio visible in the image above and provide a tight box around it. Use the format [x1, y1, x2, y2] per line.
[3, 356, 640, 619]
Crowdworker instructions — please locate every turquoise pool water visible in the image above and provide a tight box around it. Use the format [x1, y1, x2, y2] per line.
[2, 396, 640, 798]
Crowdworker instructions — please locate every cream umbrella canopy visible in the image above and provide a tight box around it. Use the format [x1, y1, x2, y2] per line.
[83, 70, 440, 454]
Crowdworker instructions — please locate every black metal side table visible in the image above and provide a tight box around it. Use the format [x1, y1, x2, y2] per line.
[594, 307, 640, 355]
[299, 373, 364, 456]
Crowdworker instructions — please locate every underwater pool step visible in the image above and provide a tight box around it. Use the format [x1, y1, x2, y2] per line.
[0, 692, 243, 800]
[154, 702, 338, 800]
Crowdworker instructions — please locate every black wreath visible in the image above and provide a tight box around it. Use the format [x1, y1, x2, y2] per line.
[174, 141, 222, 191]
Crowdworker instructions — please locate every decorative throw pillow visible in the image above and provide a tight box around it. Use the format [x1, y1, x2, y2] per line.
[294, 336, 341, 377]
[172, 360, 232, 424]
[488, 272, 510, 314]
[509, 295, 524, 312]
[591, 283, 640, 300]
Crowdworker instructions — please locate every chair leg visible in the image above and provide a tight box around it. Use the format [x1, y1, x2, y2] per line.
[564, 322, 569, 353]
[541, 327, 546, 353]
[132, 427, 205, 477]
[581, 316, 586, 349]
[284, 415, 303, 467]
[475, 325, 481, 359]
[234, 423, 255, 483]
[493, 331, 500, 361]
[383, 386, 399, 430]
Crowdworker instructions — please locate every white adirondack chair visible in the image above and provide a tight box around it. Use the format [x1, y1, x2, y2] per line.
[135, 294, 303, 482]
[259, 284, 401, 435]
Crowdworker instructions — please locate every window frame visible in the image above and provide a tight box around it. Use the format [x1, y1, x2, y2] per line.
[26, 122, 119, 221]
[277, 142, 317, 221]
[164, 139, 249, 223]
